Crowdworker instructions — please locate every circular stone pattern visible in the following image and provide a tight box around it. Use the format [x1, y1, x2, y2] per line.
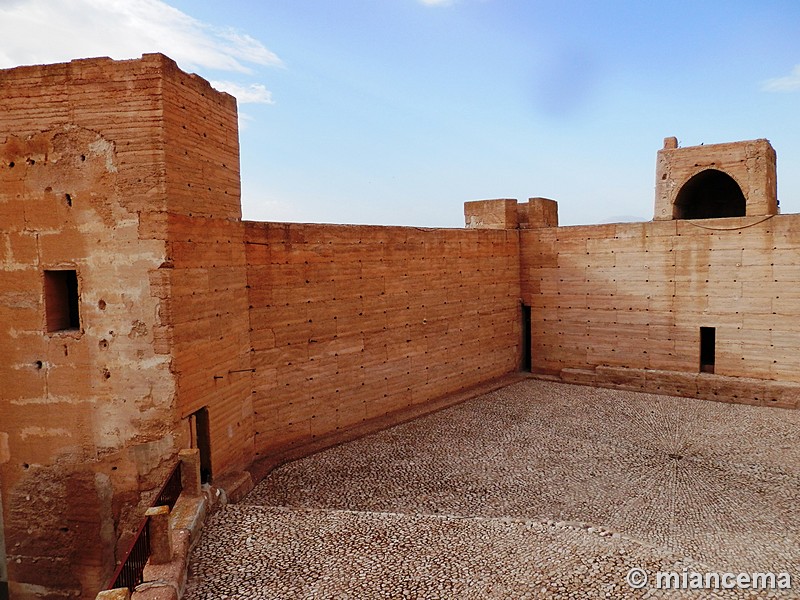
[186, 380, 800, 599]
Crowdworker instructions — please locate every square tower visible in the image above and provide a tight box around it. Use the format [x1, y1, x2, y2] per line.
[0, 54, 251, 598]
[654, 137, 777, 220]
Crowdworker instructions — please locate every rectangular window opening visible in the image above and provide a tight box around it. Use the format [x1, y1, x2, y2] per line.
[521, 304, 532, 372]
[44, 270, 80, 333]
[700, 326, 715, 374]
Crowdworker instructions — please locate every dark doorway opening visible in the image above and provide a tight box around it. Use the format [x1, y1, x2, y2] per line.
[700, 327, 716, 374]
[675, 169, 746, 219]
[44, 270, 80, 332]
[190, 408, 212, 484]
[521, 304, 532, 372]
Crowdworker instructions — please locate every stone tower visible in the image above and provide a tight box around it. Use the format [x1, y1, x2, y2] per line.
[0, 54, 253, 598]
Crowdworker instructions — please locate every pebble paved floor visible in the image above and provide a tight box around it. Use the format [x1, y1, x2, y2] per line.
[184, 380, 800, 599]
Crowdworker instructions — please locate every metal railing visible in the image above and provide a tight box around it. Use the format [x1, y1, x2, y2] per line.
[105, 461, 182, 592]
[108, 516, 150, 591]
[155, 462, 182, 511]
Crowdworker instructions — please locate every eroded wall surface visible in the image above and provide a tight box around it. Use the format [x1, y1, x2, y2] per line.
[245, 222, 522, 457]
[521, 214, 800, 407]
[0, 54, 252, 599]
[0, 56, 184, 597]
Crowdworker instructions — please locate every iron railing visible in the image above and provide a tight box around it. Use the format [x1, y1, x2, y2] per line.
[108, 516, 150, 591]
[155, 462, 182, 511]
[105, 461, 182, 592]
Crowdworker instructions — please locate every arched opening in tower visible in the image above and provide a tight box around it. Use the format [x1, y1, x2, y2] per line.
[674, 169, 746, 219]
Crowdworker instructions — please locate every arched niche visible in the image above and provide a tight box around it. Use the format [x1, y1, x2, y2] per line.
[674, 169, 746, 220]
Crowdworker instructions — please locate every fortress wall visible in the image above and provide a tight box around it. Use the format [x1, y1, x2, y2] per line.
[4, 52, 799, 598]
[0, 56, 184, 598]
[150, 213, 254, 477]
[522, 214, 800, 402]
[151, 63, 254, 477]
[245, 222, 522, 457]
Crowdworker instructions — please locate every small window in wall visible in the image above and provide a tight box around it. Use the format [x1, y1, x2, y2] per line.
[700, 327, 715, 374]
[521, 304, 532, 372]
[44, 270, 80, 332]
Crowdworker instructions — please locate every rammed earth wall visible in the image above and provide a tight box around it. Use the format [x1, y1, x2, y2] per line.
[244, 222, 522, 457]
[0, 54, 797, 599]
[520, 215, 800, 407]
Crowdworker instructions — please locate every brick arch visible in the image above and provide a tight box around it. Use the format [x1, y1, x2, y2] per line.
[674, 169, 746, 219]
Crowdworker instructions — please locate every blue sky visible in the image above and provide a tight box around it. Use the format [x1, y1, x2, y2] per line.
[2, 0, 799, 227]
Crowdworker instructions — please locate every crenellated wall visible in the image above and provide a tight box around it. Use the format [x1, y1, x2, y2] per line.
[0, 55, 525, 598]
[1, 54, 798, 600]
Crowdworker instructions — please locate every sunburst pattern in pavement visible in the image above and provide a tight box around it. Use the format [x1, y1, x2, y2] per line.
[187, 380, 800, 598]
[248, 381, 800, 574]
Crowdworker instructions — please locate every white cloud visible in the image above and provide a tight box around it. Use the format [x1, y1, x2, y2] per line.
[0, 0, 281, 91]
[418, 0, 455, 6]
[215, 29, 282, 69]
[762, 65, 800, 92]
[211, 81, 274, 104]
[237, 112, 255, 132]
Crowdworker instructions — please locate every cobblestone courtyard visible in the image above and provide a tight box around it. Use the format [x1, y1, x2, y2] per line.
[185, 380, 800, 598]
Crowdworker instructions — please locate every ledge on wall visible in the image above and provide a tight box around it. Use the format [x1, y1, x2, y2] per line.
[550, 366, 798, 410]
